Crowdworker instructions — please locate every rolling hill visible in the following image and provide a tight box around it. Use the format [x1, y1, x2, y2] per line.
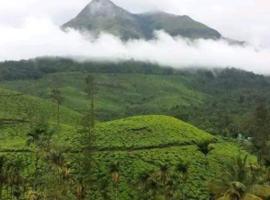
[0, 87, 81, 126]
[0, 61, 267, 198]
[0, 1, 268, 199]
[0, 112, 254, 199]
[1, 58, 270, 136]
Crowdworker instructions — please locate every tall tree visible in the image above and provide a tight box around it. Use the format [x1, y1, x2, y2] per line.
[0, 156, 6, 199]
[246, 102, 270, 165]
[85, 75, 96, 129]
[208, 154, 265, 200]
[50, 88, 63, 127]
[72, 114, 96, 200]
[26, 120, 54, 191]
[72, 75, 97, 200]
[109, 162, 120, 200]
[175, 162, 189, 200]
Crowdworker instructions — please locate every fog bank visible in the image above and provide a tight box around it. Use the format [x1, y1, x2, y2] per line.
[0, 18, 270, 74]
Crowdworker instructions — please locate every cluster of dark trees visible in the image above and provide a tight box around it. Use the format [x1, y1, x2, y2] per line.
[0, 58, 175, 81]
[170, 68, 270, 137]
[1, 58, 267, 84]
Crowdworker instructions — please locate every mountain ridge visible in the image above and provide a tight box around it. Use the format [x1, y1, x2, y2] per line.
[62, 0, 222, 40]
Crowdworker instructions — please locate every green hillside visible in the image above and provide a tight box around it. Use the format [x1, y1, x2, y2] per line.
[1, 58, 270, 136]
[0, 87, 81, 125]
[93, 115, 215, 149]
[138, 13, 221, 39]
[0, 58, 269, 199]
[0, 114, 254, 199]
[0, 72, 206, 120]
[0, 87, 81, 151]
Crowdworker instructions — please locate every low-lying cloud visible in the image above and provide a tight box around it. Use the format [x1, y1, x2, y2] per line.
[0, 18, 270, 74]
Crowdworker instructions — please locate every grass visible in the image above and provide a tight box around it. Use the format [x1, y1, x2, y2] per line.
[0, 111, 254, 199]
[0, 87, 81, 126]
[0, 72, 207, 121]
[0, 83, 257, 199]
[92, 115, 216, 150]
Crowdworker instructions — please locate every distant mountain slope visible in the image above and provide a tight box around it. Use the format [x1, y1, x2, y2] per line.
[63, 0, 145, 39]
[62, 0, 221, 40]
[1, 58, 270, 136]
[137, 12, 221, 39]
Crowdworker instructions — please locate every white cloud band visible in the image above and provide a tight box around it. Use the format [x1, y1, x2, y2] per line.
[0, 18, 269, 74]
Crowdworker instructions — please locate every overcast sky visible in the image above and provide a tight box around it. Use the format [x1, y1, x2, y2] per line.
[0, 0, 270, 74]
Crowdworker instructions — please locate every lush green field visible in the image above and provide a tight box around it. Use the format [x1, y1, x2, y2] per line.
[1, 59, 270, 136]
[0, 72, 206, 120]
[0, 112, 254, 199]
[0, 88, 81, 125]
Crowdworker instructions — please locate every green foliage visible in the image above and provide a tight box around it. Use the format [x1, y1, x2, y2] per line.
[92, 115, 215, 150]
[0, 59, 269, 199]
[1, 59, 270, 136]
[0, 114, 255, 199]
[0, 88, 80, 126]
[208, 154, 268, 200]
[244, 102, 270, 165]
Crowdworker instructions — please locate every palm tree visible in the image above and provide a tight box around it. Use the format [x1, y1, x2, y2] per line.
[50, 88, 63, 127]
[109, 162, 120, 200]
[85, 75, 96, 129]
[158, 164, 169, 186]
[217, 182, 265, 200]
[198, 141, 211, 156]
[5, 159, 24, 200]
[0, 156, 6, 199]
[147, 175, 159, 200]
[26, 121, 54, 190]
[175, 162, 189, 199]
[75, 181, 86, 200]
[27, 190, 42, 200]
[152, 164, 173, 200]
[26, 121, 53, 151]
[97, 173, 110, 200]
[137, 172, 155, 200]
[208, 154, 264, 200]
[176, 162, 189, 180]
[47, 150, 65, 178]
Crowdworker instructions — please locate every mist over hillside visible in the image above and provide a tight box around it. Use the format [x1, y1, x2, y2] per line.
[62, 0, 222, 40]
[0, 0, 269, 74]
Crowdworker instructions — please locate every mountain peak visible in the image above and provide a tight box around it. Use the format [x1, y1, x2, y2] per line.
[79, 0, 123, 17]
[63, 0, 222, 40]
[88, 0, 115, 7]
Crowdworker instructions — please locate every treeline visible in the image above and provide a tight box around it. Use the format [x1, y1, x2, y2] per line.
[170, 69, 270, 137]
[1, 57, 268, 85]
[0, 58, 176, 81]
